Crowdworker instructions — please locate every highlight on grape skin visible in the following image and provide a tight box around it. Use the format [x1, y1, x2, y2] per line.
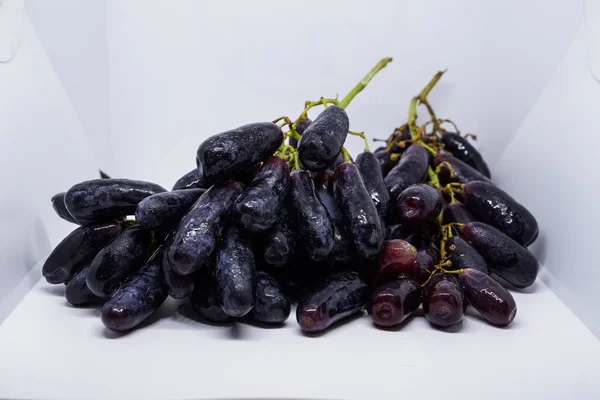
[42, 58, 538, 335]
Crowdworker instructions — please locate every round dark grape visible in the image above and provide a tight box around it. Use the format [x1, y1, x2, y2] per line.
[367, 278, 421, 327]
[422, 273, 464, 327]
[396, 184, 443, 227]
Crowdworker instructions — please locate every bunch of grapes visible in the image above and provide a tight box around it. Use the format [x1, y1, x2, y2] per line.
[43, 58, 539, 334]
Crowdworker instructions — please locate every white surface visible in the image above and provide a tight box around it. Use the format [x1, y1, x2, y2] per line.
[0, 0, 23, 62]
[0, 275, 599, 400]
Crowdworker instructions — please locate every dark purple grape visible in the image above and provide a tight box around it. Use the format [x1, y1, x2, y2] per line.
[434, 154, 491, 185]
[414, 246, 439, 285]
[447, 236, 489, 274]
[166, 181, 243, 276]
[87, 226, 152, 298]
[373, 147, 398, 176]
[135, 189, 205, 231]
[236, 163, 262, 186]
[251, 271, 291, 324]
[367, 278, 421, 327]
[328, 152, 350, 172]
[384, 144, 431, 201]
[215, 226, 256, 317]
[396, 184, 443, 227]
[404, 227, 435, 249]
[296, 271, 368, 333]
[422, 273, 464, 327]
[298, 106, 349, 171]
[369, 239, 418, 286]
[197, 122, 283, 184]
[462, 181, 538, 246]
[289, 118, 311, 148]
[51, 192, 83, 224]
[385, 224, 411, 241]
[189, 271, 231, 323]
[356, 151, 391, 219]
[443, 202, 478, 225]
[64, 179, 166, 222]
[263, 204, 296, 267]
[441, 132, 491, 178]
[461, 222, 538, 288]
[162, 250, 197, 300]
[172, 168, 210, 190]
[289, 170, 333, 262]
[65, 263, 103, 307]
[42, 220, 122, 284]
[101, 248, 168, 331]
[458, 268, 517, 326]
[234, 156, 290, 232]
[334, 163, 384, 259]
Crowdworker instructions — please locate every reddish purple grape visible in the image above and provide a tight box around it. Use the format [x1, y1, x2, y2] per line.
[422, 274, 464, 327]
[369, 239, 418, 285]
[367, 278, 421, 327]
[396, 184, 443, 227]
[414, 246, 439, 285]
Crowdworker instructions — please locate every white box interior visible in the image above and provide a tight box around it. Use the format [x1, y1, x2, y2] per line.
[1, 1, 599, 399]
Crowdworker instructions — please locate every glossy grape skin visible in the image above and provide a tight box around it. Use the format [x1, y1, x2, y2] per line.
[422, 274, 465, 327]
[356, 151, 391, 219]
[458, 268, 517, 327]
[462, 180, 539, 246]
[197, 122, 283, 183]
[289, 118, 312, 148]
[251, 271, 291, 324]
[215, 226, 256, 317]
[369, 239, 418, 286]
[441, 132, 491, 178]
[263, 204, 296, 267]
[234, 156, 290, 232]
[334, 163, 384, 259]
[42, 220, 122, 284]
[65, 263, 103, 307]
[189, 272, 231, 323]
[298, 106, 349, 171]
[166, 181, 243, 276]
[289, 170, 333, 262]
[51, 192, 83, 224]
[443, 202, 478, 225]
[162, 250, 197, 300]
[296, 271, 368, 333]
[135, 189, 205, 231]
[460, 222, 539, 288]
[373, 147, 398, 177]
[87, 226, 152, 298]
[384, 144, 431, 201]
[396, 184, 443, 227]
[367, 278, 421, 327]
[172, 168, 210, 190]
[434, 154, 491, 185]
[64, 179, 167, 222]
[101, 248, 168, 332]
[447, 236, 489, 275]
[414, 246, 440, 285]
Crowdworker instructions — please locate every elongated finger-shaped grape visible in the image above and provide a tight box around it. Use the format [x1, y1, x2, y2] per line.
[263, 204, 296, 267]
[334, 163, 384, 259]
[296, 271, 368, 333]
[374, 147, 398, 176]
[51, 192, 83, 224]
[87, 226, 152, 298]
[42, 220, 122, 284]
[397, 184, 443, 227]
[356, 151, 391, 218]
[443, 202, 477, 225]
[423, 274, 464, 327]
[234, 156, 290, 232]
[290, 170, 333, 261]
[172, 168, 210, 190]
[384, 144, 431, 200]
[167, 181, 243, 275]
[190, 271, 230, 323]
[461, 222, 538, 288]
[462, 180, 539, 246]
[161, 232, 197, 299]
[441, 132, 491, 178]
[289, 118, 311, 148]
[101, 248, 168, 331]
[65, 263, 102, 307]
[135, 189, 205, 231]
[447, 236, 489, 274]
[215, 226, 256, 317]
[369, 239, 418, 285]
[368, 278, 421, 327]
[65, 179, 166, 222]
[298, 106, 349, 171]
[197, 122, 283, 183]
[458, 268, 517, 326]
[434, 154, 491, 185]
[251, 271, 291, 324]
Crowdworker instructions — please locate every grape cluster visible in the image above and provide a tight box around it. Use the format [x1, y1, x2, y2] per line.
[43, 59, 539, 334]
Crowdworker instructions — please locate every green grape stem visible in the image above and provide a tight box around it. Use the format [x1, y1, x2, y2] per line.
[338, 57, 393, 109]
